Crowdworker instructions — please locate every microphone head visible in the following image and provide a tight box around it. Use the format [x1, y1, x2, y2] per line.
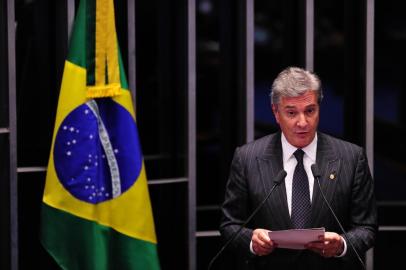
[311, 164, 321, 178]
[273, 169, 287, 184]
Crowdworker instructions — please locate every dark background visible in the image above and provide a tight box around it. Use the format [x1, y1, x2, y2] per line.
[1, 0, 405, 269]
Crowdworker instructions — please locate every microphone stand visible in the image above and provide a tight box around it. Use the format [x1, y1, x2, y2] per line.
[207, 170, 287, 270]
[311, 164, 366, 270]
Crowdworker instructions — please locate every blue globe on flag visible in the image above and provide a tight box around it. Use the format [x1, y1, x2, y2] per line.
[53, 98, 142, 204]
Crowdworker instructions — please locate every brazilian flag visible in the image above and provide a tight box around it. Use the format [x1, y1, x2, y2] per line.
[40, 0, 160, 269]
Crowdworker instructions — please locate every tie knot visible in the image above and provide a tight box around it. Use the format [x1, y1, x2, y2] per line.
[293, 149, 305, 162]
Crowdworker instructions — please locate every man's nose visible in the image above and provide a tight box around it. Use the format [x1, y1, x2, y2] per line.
[296, 114, 308, 127]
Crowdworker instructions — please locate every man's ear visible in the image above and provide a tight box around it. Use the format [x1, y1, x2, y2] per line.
[272, 104, 280, 124]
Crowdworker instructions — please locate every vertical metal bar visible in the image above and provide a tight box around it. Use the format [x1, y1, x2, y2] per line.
[127, 0, 136, 105]
[365, 0, 374, 269]
[365, 0, 374, 171]
[305, 0, 314, 71]
[187, 0, 196, 269]
[7, 0, 18, 269]
[67, 0, 75, 41]
[245, 0, 254, 143]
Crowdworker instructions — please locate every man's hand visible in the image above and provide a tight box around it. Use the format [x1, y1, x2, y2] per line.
[251, 229, 277, 256]
[306, 232, 344, 257]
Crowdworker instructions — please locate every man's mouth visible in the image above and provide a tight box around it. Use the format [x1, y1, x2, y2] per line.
[295, 131, 309, 137]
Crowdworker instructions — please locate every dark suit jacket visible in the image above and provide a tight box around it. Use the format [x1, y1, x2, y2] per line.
[220, 132, 377, 270]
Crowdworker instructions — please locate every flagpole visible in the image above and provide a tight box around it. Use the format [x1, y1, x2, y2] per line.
[127, 0, 136, 106]
[67, 0, 75, 41]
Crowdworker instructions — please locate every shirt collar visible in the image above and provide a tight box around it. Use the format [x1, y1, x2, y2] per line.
[281, 132, 317, 163]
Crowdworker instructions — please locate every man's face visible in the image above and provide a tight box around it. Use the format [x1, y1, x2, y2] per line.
[272, 90, 319, 148]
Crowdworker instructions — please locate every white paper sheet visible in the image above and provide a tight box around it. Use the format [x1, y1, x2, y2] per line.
[268, 227, 325, 250]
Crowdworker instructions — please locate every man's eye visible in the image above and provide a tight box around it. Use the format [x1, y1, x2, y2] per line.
[287, 111, 296, 116]
[306, 108, 315, 115]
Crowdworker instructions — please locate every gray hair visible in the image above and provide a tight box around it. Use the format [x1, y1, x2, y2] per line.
[270, 67, 323, 105]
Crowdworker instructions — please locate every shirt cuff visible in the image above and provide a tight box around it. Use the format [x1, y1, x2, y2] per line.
[335, 236, 347, 257]
[249, 240, 256, 254]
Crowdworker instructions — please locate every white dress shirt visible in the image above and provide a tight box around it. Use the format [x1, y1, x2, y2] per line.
[281, 133, 317, 216]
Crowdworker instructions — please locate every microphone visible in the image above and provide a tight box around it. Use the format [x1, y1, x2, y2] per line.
[207, 169, 287, 270]
[310, 164, 366, 270]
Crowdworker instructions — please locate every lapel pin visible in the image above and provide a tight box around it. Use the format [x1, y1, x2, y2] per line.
[329, 173, 335, 180]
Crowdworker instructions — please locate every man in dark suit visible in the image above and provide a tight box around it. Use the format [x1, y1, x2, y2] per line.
[220, 67, 377, 270]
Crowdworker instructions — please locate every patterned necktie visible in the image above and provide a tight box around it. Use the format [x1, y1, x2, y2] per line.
[291, 149, 312, 228]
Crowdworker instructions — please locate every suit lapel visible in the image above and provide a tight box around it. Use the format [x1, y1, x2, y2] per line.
[256, 133, 293, 229]
[311, 133, 340, 227]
